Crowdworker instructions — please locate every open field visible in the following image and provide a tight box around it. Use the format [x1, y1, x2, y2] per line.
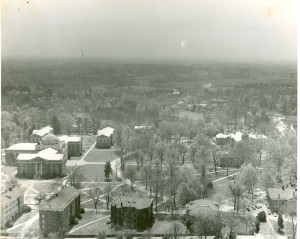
[83, 148, 120, 163]
[75, 164, 115, 182]
[33, 181, 60, 193]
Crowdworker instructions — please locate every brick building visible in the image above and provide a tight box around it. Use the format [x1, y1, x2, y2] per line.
[16, 148, 66, 179]
[267, 187, 297, 212]
[29, 126, 53, 143]
[111, 196, 154, 230]
[5, 133, 68, 165]
[1, 187, 25, 227]
[96, 127, 114, 149]
[215, 133, 231, 146]
[39, 186, 81, 237]
[5, 143, 39, 165]
[58, 135, 82, 158]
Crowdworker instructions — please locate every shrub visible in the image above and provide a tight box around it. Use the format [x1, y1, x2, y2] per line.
[80, 208, 85, 214]
[5, 220, 13, 228]
[97, 230, 106, 239]
[23, 205, 32, 213]
[257, 211, 266, 222]
[206, 181, 213, 189]
[71, 217, 79, 225]
[162, 234, 171, 239]
[77, 214, 82, 219]
[255, 220, 260, 233]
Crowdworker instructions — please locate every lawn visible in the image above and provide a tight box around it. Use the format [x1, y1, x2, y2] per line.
[33, 181, 60, 193]
[83, 148, 120, 163]
[69, 210, 111, 235]
[12, 211, 38, 226]
[77, 164, 115, 182]
[209, 177, 233, 202]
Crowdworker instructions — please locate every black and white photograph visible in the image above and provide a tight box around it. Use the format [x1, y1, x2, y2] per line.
[1, 0, 297, 238]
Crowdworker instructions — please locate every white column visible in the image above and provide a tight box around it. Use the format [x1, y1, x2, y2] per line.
[35, 163, 37, 175]
[40, 163, 43, 175]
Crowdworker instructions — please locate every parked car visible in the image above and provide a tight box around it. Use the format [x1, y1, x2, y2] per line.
[256, 204, 262, 209]
[251, 205, 256, 210]
[273, 213, 278, 217]
[208, 167, 213, 172]
[246, 207, 251, 212]
[267, 209, 272, 215]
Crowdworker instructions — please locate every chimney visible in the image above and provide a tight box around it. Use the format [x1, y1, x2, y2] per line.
[278, 194, 280, 199]
[9, 187, 12, 191]
[282, 186, 285, 191]
[121, 203, 123, 207]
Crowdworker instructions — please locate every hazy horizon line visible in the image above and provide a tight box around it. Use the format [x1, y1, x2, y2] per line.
[1, 56, 297, 67]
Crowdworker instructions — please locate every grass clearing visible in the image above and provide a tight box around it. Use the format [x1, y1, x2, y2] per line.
[77, 164, 115, 182]
[33, 181, 59, 193]
[83, 148, 120, 163]
[69, 210, 110, 235]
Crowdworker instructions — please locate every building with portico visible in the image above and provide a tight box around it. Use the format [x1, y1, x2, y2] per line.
[5, 133, 68, 166]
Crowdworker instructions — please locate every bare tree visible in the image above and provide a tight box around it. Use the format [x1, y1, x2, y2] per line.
[87, 182, 102, 214]
[283, 202, 297, 239]
[124, 166, 137, 189]
[224, 215, 239, 239]
[114, 159, 121, 180]
[104, 183, 112, 210]
[177, 144, 188, 165]
[67, 165, 86, 189]
[229, 180, 243, 214]
[34, 192, 46, 205]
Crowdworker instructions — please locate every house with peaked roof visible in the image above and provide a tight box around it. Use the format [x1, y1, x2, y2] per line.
[16, 147, 66, 179]
[1, 187, 25, 227]
[96, 127, 114, 148]
[39, 186, 81, 236]
[111, 196, 154, 230]
[29, 126, 53, 143]
[267, 187, 297, 212]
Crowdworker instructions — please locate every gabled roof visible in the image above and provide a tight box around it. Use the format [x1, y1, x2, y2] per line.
[1, 187, 25, 206]
[31, 126, 53, 137]
[111, 196, 153, 210]
[97, 127, 114, 137]
[186, 199, 218, 216]
[6, 143, 37, 151]
[267, 188, 296, 201]
[39, 186, 79, 211]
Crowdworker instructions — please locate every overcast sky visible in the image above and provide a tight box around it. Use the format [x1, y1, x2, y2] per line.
[2, 0, 297, 62]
